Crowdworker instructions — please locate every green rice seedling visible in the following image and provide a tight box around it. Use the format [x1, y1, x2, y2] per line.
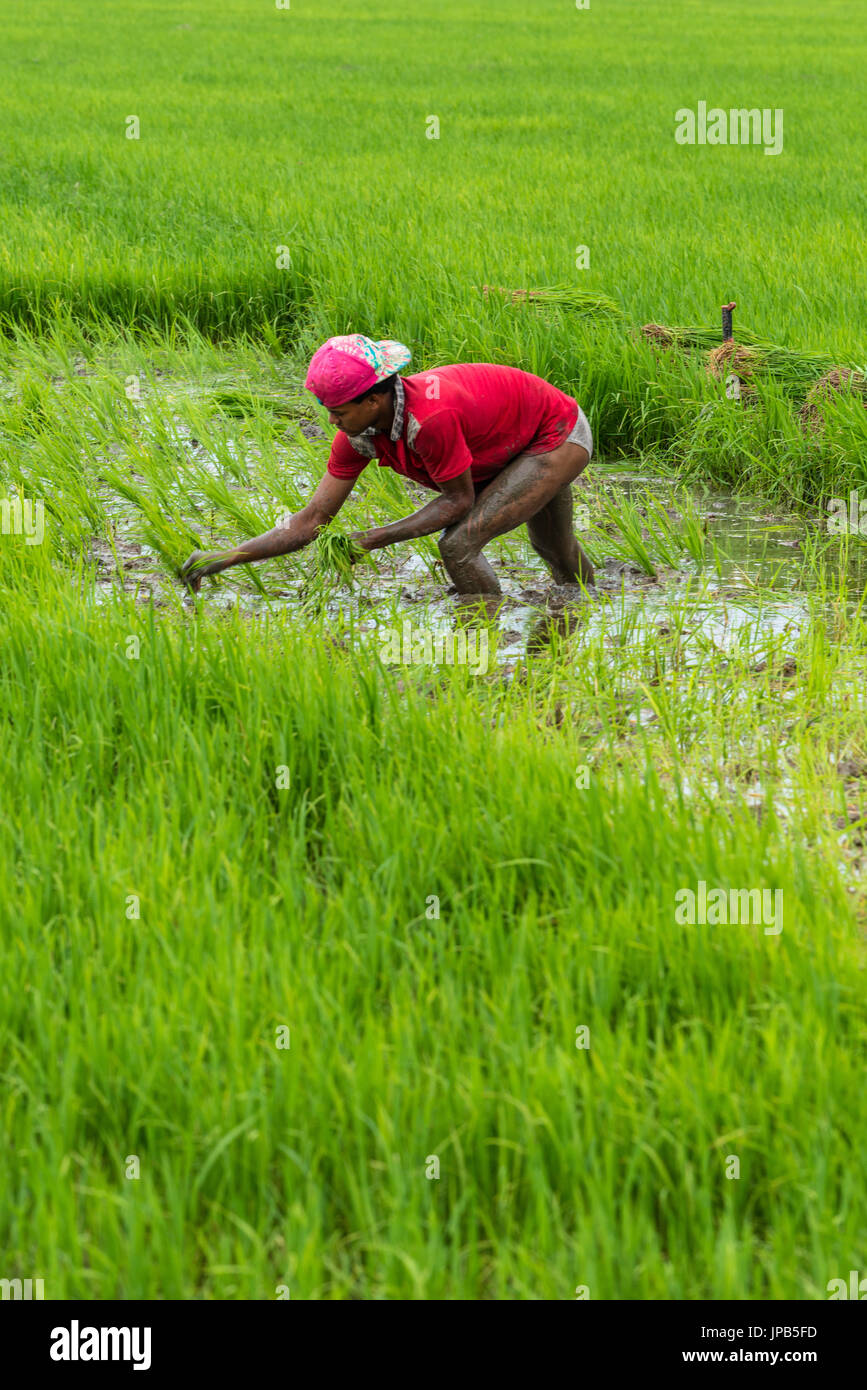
[298, 524, 377, 612]
[671, 489, 713, 566]
[592, 491, 658, 577]
[184, 465, 273, 539]
[95, 464, 203, 566]
[637, 493, 685, 570]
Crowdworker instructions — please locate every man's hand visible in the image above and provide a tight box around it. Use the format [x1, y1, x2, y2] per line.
[179, 549, 234, 593]
[178, 474, 358, 593]
[348, 528, 386, 554]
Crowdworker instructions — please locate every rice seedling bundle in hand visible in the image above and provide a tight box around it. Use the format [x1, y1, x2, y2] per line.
[315, 528, 372, 582]
[300, 525, 376, 612]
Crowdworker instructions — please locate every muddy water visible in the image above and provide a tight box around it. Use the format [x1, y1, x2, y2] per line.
[308, 468, 863, 668]
[89, 448, 867, 673]
[85, 437, 867, 848]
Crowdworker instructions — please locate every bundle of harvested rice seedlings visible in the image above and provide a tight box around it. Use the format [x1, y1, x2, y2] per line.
[706, 340, 763, 398]
[209, 387, 300, 417]
[314, 527, 372, 581]
[634, 322, 838, 389]
[665, 324, 737, 351]
[298, 526, 376, 611]
[638, 323, 676, 349]
[480, 284, 623, 319]
[798, 367, 867, 435]
[753, 345, 844, 388]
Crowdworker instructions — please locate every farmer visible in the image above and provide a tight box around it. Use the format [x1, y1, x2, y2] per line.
[180, 335, 594, 601]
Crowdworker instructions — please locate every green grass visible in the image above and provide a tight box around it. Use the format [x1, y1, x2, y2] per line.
[2, 0, 864, 347]
[1, 0, 865, 483]
[1, 0, 866, 1301]
[2, 529, 867, 1298]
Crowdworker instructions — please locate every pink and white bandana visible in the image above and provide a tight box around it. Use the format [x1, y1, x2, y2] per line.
[305, 335, 412, 408]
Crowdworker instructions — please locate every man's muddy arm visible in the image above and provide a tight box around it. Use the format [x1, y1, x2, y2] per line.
[180, 473, 357, 590]
[352, 470, 475, 551]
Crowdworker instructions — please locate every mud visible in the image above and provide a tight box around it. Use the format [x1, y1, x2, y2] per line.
[80, 400, 867, 679]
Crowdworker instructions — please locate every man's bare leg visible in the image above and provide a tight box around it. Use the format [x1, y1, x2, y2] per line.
[526, 483, 595, 585]
[438, 440, 592, 609]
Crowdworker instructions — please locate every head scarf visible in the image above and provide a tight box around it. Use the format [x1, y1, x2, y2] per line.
[305, 335, 411, 408]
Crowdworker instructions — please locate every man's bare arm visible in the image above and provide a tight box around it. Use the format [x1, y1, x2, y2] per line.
[180, 472, 357, 590]
[351, 470, 475, 551]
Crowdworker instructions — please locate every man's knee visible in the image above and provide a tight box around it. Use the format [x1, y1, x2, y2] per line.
[438, 524, 476, 567]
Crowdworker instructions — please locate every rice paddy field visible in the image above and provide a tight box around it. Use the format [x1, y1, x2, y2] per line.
[2, 0, 866, 1302]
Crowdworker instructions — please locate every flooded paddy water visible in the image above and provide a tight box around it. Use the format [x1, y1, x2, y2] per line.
[86, 415, 867, 680]
[7, 363, 844, 851]
[76, 385, 867, 882]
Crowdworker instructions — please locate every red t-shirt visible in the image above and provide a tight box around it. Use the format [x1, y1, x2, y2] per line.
[326, 363, 581, 492]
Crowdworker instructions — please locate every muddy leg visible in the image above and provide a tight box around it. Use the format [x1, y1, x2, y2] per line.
[437, 525, 502, 598]
[438, 441, 591, 608]
[526, 483, 595, 585]
[437, 481, 504, 622]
